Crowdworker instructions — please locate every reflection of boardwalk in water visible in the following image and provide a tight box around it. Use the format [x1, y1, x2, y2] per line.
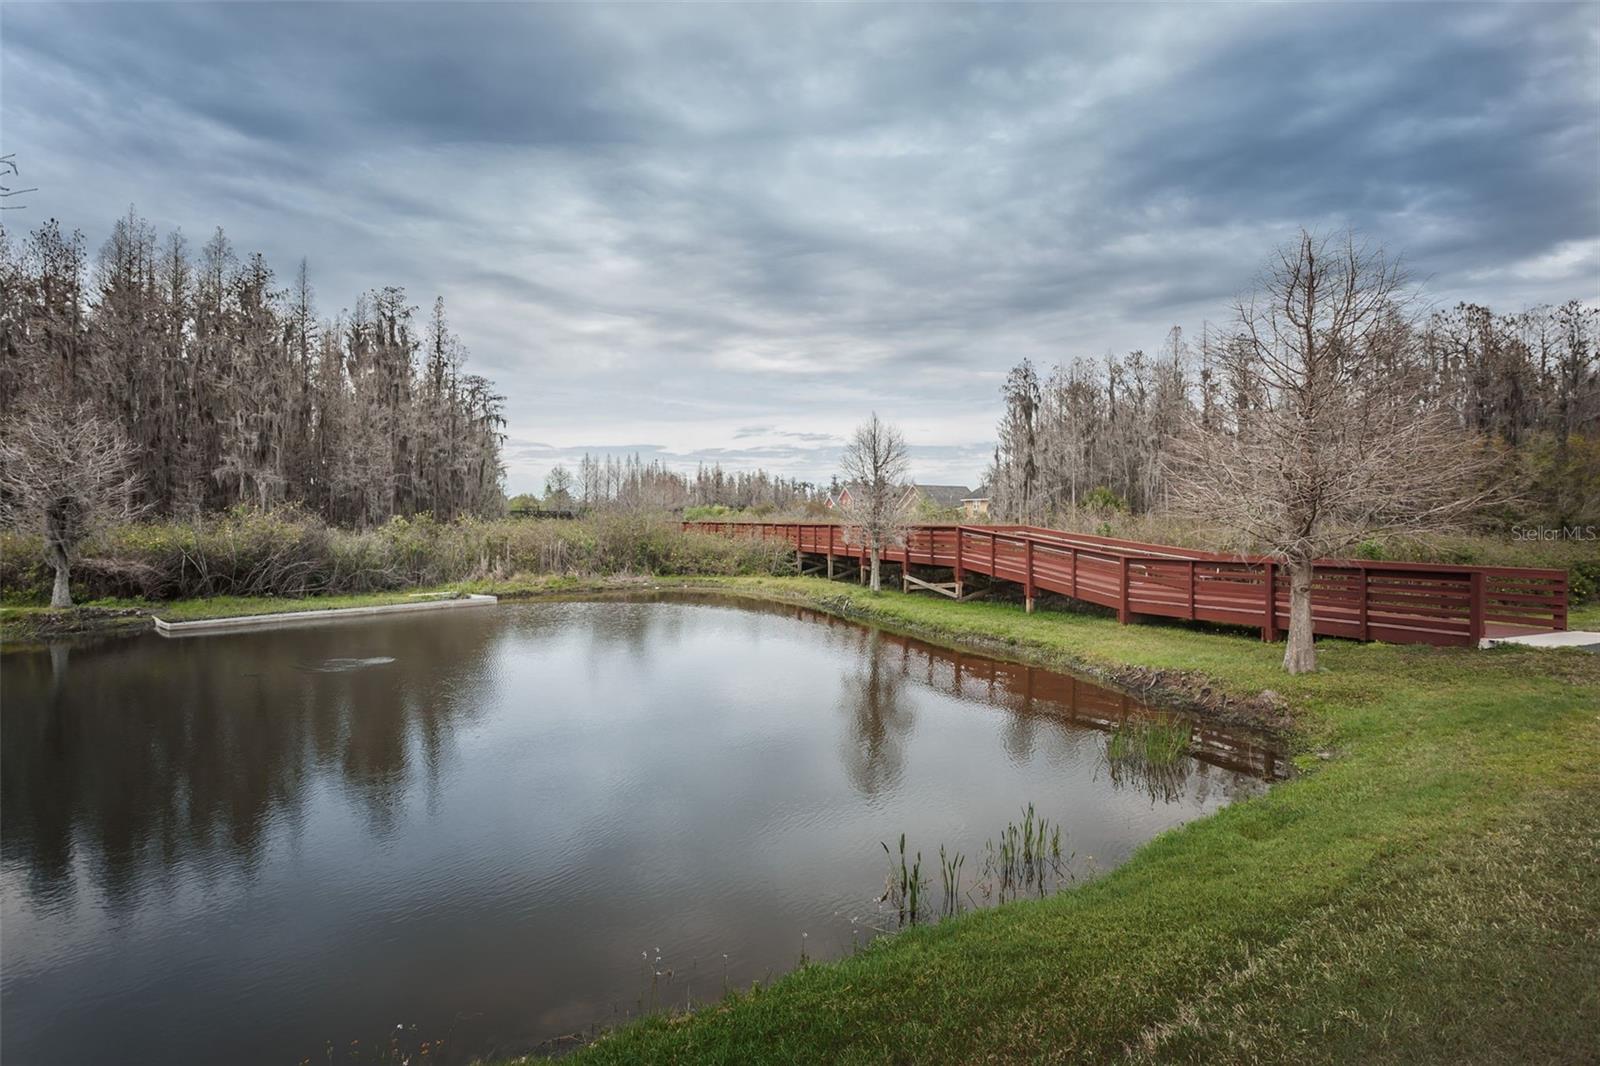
[790, 603, 1284, 782]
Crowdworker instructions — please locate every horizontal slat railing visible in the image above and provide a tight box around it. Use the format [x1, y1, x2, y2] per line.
[682, 521, 1568, 647]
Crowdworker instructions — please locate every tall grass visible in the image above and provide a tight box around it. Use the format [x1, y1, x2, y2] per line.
[0, 507, 795, 604]
[879, 833, 928, 927]
[982, 804, 1067, 903]
[1105, 718, 1191, 767]
[938, 845, 965, 920]
[1104, 718, 1193, 802]
[883, 806, 1071, 930]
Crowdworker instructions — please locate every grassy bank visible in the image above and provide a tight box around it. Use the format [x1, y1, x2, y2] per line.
[510, 578, 1598, 1064]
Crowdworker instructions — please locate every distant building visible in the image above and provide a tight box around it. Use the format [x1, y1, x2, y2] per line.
[908, 484, 973, 510]
[823, 486, 855, 510]
[960, 495, 991, 520]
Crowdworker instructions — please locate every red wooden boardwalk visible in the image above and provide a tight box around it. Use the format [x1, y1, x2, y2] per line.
[684, 521, 1569, 648]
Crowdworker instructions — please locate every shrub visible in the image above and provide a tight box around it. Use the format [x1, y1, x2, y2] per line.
[683, 504, 735, 521]
[1082, 486, 1129, 513]
[0, 508, 795, 604]
[1353, 540, 1385, 560]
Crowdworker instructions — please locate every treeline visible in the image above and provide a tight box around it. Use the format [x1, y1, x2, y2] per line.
[0, 210, 506, 526]
[989, 302, 1600, 525]
[539, 453, 818, 512]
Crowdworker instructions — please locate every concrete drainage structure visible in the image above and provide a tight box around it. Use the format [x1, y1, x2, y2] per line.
[154, 593, 498, 637]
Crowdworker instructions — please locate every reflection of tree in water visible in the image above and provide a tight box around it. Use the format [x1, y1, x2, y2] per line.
[777, 598, 1282, 788]
[839, 629, 916, 796]
[0, 616, 497, 911]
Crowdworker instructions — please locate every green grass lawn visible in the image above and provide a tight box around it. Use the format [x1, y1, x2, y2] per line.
[1568, 599, 1600, 631]
[534, 577, 1600, 1065]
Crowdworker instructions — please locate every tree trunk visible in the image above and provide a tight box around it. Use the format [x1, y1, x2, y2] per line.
[1283, 556, 1316, 673]
[869, 545, 882, 593]
[48, 543, 72, 608]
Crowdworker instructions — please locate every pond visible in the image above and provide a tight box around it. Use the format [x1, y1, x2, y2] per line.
[0, 594, 1280, 1065]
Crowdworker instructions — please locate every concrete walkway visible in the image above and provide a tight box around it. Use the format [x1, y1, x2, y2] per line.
[1481, 630, 1600, 653]
[154, 593, 498, 637]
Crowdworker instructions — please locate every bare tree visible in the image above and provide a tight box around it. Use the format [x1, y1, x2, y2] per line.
[0, 155, 37, 210]
[0, 402, 141, 606]
[4, 208, 507, 527]
[839, 413, 914, 592]
[1166, 230, 1498, 673]
[544, 464, 575, 507]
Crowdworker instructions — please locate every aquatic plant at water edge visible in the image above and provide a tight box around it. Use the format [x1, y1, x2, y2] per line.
[981, 803, 1067, 902]
[1106, 717, 1191, 767]
[881, 806, 1072, 930]
[939, 845, 965, 919]
[880, 833, 928, 926]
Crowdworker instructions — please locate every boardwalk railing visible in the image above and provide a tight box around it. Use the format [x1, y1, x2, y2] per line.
[684, 521, 1568, 648]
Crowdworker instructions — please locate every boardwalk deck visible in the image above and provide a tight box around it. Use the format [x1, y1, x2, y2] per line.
[684, 521, 1568, 648]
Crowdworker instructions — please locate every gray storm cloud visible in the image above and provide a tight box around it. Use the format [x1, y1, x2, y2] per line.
[3, 2, 1595, 491]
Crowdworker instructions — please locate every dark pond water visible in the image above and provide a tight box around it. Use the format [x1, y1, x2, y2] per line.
[1, 595, 1279, 1065]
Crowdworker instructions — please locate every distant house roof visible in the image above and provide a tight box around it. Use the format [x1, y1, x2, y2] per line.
[913, 484, 973, 508]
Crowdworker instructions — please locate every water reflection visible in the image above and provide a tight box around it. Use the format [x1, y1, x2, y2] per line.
[1, 595, 1280, 1066]
[839, 630, 914, 796]
[2, 615, 499, 911]
[789, 603, 1281, 783]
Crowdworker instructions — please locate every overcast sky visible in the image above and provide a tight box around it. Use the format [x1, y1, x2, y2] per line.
[3, 2, 1597, 493]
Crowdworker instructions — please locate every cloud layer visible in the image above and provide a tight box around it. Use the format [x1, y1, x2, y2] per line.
[4, 2, 1596, 491]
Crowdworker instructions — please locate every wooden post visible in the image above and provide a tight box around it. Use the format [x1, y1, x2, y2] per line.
[954, 527, 964, 598]
[1469, 570, 1485, 646]
[826, 525, 835, 579]
[1024, 539, 1035, 613]
[1069, 547, 1077, 599]
[1262, 560, 1278, 642]
[1118, 555, 1130, 624]
[989, 531, 997, 579]
[1186, 559, 1196, 620]
[1358, 564, 1369, 641]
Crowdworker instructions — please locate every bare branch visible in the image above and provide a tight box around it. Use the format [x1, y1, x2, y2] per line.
[0, 401, 144, 606]
[1165, 228, 1502, 673]
[838, 413, 914, 592]
[0, 155, 38, 210]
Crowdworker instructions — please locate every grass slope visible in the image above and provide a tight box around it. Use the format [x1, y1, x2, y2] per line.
[545, 578, 1600, 1065]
